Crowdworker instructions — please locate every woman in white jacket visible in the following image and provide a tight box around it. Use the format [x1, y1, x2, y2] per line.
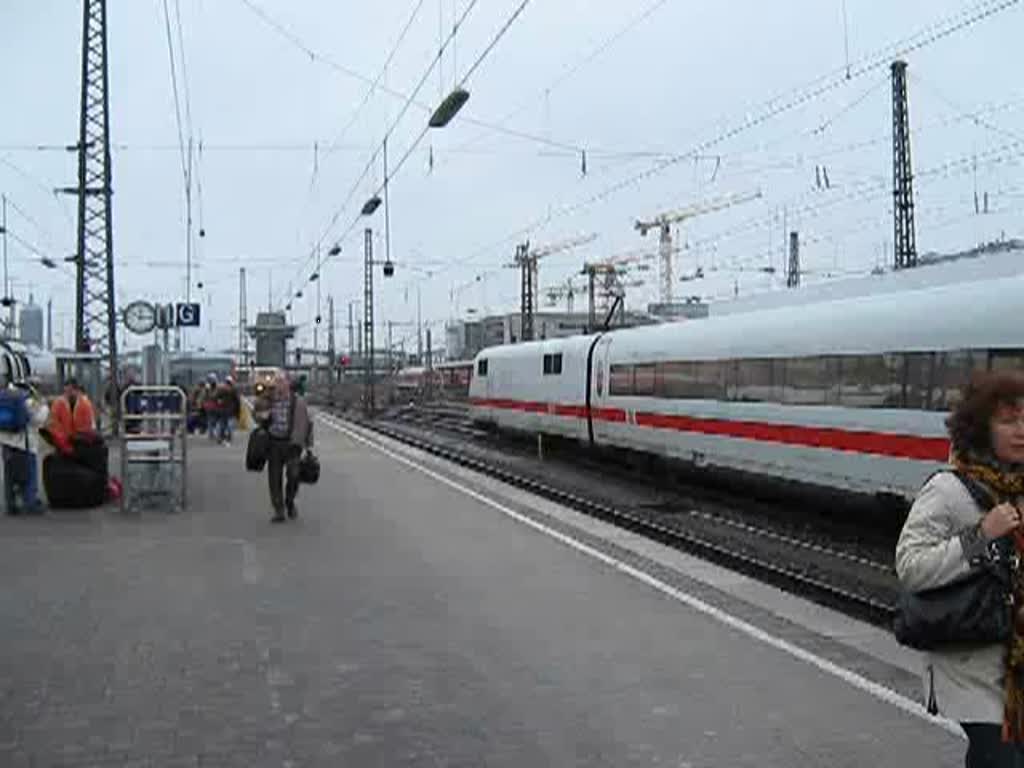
[896, 370, 1024, 767]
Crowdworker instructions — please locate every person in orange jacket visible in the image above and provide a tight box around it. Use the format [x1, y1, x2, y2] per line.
[46, 378, 96, 454]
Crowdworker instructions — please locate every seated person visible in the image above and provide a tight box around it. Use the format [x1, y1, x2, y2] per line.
[44, 378, 96, 455]
[40, 379, 107, 509]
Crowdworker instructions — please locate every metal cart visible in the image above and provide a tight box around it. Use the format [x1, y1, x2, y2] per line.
[119, 385, 187, 514]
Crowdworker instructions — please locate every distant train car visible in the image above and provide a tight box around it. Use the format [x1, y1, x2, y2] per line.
[469, 275, 1024, 501]
[392, 366, 431, 403]
[435, 360, 473, 400]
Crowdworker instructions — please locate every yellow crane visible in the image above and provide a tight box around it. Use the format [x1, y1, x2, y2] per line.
[635, 189, 762, 305]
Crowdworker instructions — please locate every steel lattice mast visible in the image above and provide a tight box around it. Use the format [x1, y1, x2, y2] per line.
[69, 0, 119, 427]
[891, 60, 917, 270]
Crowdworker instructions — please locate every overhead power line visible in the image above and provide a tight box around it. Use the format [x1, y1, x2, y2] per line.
[418, 0, 1022, 286]
[272, 0, 485, 308]
[235, 0, 586, 158]
[275, 0, 537, 311]
[322, 0, 429, 162]
[161, 0, 190, 188]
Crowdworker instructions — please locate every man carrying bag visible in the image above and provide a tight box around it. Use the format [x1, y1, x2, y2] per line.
[255, 375, 313, 523]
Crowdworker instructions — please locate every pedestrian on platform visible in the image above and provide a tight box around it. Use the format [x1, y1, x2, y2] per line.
[259, 375, 313, 523]
[0, 380, 48, 515]
[896, 370, 1024, 766]
[203, 374, 222, 442]
[215, 376, 241, 445]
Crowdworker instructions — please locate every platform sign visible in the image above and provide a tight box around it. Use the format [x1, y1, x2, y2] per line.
[155, 303, 175, 330]
[175, 303, 200, 327]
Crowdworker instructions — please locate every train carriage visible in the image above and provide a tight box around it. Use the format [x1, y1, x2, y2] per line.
[469, 274, 1024, 501]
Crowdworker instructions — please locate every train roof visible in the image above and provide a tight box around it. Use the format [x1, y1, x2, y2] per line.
[473, 274, 1024, 363]
[473, 333, 598, 362]
[606, 274, 1024, 361]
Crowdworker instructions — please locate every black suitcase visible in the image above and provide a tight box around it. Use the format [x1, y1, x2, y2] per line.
[70, 434, 109, 479]
[43, 454, 107, 509]
[246, 429, 270, 472]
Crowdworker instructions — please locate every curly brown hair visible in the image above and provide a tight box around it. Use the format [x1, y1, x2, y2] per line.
[947, 369, 1024, 458]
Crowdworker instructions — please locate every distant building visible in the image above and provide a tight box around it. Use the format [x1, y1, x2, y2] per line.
[19, 294, 44, 347]
[647, 300, 709, 320]
[246, 311, 296, 368]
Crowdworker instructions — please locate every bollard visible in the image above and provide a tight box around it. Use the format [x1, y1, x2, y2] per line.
[537, 433, 544, 461]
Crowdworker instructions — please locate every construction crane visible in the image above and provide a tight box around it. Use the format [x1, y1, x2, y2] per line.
[580, 248, 658, 332]
[507, 233, 597, 342]
[545, 276, 588, 313]
[635, 189, 762, 305]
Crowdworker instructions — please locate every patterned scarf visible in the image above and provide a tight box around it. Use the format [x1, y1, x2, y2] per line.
[954, 454, 1024, 742]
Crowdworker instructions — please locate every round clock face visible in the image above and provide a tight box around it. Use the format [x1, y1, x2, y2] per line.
[123, 300, 156, 334]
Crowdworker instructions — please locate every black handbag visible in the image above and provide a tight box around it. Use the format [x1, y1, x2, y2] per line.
[246, 428, 270, 472]
[893, 471, 1017, 651]
[298, 451, 320, 485]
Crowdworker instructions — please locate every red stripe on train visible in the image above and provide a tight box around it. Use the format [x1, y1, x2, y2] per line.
[632, 411, 949, 461]
[468, 397, 949, 461]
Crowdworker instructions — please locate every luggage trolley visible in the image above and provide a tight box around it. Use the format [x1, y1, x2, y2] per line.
[119, 385, 188, 513]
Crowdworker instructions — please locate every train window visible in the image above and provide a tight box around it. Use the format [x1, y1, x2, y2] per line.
[658, 361, 698, 398]
[733, 359, 777, 402]
[609, 364, 633, 396]
[990, 350, 1024, 372]
[899, 353, 932, 410]
[933, 350, 982, 410]
[634, 364, 655, 396]
[780, 356, 830, 405]
[542, 353, 563, 375]
[694, 360, 727, 399]
[477, 358, 488, 376]
[836, 354, 898, 408]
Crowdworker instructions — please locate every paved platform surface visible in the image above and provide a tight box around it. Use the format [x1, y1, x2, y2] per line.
[0, 418, 965, 766]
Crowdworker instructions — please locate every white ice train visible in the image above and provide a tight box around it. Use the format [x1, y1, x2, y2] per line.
[469, 274, 1024, 502]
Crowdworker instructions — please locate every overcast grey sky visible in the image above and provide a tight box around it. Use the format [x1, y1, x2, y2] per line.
[2, 0, 1022, 352]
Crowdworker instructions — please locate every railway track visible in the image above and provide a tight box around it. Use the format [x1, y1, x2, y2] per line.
[331, 403, 899, 629]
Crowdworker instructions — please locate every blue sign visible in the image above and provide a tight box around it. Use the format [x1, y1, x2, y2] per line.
[176, 303, 200, 327]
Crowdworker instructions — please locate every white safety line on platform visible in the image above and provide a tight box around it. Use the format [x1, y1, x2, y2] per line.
[317, 412, 962, 739]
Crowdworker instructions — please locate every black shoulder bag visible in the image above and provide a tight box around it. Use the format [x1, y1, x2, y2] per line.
[893, 471, 1017, 651]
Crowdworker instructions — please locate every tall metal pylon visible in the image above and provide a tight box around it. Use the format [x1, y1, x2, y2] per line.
[515, 242, 534, 342]
[238, 267, 248, 364]
[787, 231, 800, 288]
[67, 0, 119, 427]
[327, 295, 336, 406]
[363, 228, 375, 416]
[891, 60, 917, 270]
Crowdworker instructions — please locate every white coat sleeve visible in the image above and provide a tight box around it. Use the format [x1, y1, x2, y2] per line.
[895, 475, 983, 592]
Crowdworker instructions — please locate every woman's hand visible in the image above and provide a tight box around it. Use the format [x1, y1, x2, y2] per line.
[981, 502, 1022, 540]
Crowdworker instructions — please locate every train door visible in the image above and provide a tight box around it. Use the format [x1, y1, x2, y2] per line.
[587, 334, 611, 445]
